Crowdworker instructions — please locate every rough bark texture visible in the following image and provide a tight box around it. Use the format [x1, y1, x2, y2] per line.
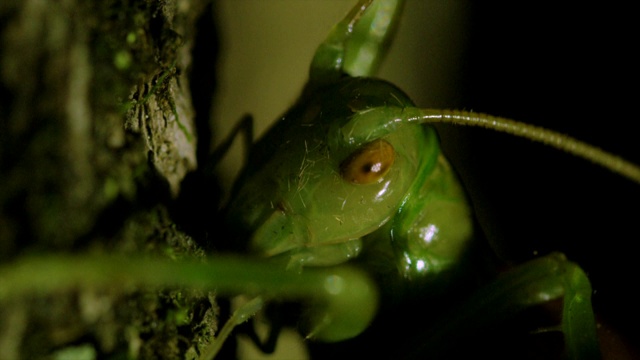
[0, 0, 219, 358]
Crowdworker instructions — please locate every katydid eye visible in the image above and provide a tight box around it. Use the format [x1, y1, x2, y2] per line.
[340, 139, 395, 184]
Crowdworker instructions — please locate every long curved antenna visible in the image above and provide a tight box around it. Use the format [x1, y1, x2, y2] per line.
[408, 109, 640, 184]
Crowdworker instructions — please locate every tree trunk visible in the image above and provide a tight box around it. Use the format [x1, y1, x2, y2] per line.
[0, 0, 220, 358]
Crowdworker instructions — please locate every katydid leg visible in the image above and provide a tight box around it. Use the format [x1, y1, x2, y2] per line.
[408, 252, 600, 359]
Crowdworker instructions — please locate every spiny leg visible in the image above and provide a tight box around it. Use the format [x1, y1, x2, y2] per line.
[208, 114, 254, 174]
[409, 252, 600, 359]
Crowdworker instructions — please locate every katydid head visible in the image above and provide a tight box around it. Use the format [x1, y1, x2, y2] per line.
[224, 77, 438, 267]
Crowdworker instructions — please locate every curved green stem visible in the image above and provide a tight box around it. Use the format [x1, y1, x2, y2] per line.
[0, 253, 378, 344]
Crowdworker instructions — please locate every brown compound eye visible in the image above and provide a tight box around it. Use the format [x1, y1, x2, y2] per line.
[340, 139, 395, 184]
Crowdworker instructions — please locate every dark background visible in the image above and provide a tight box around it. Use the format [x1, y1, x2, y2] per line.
[452, 2, 639, 353]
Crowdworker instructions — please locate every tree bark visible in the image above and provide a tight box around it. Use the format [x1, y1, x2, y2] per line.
[0, 0, 219, 358]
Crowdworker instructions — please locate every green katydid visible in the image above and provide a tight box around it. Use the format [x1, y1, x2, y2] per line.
[0, 1, 637, 359]
[216, 0, 640, 358]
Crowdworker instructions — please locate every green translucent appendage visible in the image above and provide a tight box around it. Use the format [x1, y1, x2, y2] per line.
[310, 0, 404, 82]
[410, 252, 601, 358]
[0, 254, 378, 345]
[563, 264, 600, 360]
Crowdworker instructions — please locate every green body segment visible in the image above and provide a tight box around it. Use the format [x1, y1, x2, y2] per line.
[311, 0, 405, 81]
[342, 0, 405, 76]
[391, 152, 474, 279]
